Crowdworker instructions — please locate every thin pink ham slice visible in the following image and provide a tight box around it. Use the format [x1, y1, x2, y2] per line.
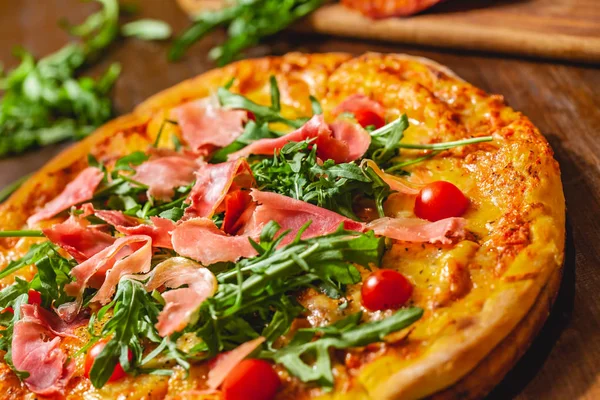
[183, 158, 255, 219]
[63, 235, 152, 311]
[43, 213, 115, 263]
[133, 155, 198, 201]
[362, 160, 421, 195]
[171, 218, 257, 265]
[173, 98, 248, 150]
[332, 94, 386, 129]
[130, 257, 217, 336]
[28, 167, 104, 225]
[207, 337, 266, 390]
[244, 190, 364, 244]
[367, 217, 466, 245]
[95, 210, 176, 249]
[227, 115, 370, 164]
[11, 305, 81, 395]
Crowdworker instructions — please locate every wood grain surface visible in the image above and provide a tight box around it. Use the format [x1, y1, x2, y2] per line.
[178, 0, 600, 64]
[1, 1, 599, 399]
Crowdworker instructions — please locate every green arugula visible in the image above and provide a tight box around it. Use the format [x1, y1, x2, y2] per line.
[251, 141, 391, 220]
[170, 0, 325, 65]
[0, 0, 120, 157]
[0, 0, 173, 158]
[270, 307, 423, 388]
[87, 279, 169, 388]
[192, 222, 385, 356]
[121, 19, 172, 41]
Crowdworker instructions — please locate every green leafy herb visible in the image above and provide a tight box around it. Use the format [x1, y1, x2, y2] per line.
[88, 279, 171, 388]
[0, 174, 31, 203]
[121, 19, 172, 41]
[251, 141, 390, 219]
[192, 222, 385, 356]
[270, 307, 423, 388]
[0, 242, 55, 280]
[0, 0, 121, 157]
[170, 0, 326, 65]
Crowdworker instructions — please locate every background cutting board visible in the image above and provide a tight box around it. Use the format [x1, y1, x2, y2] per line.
[178, 0, 600, 63]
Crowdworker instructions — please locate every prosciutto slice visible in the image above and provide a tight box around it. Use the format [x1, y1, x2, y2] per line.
[133, 155, 198, 201]
[174, 98, 248, 150]
[28, 167, 104, 225]
[341, 0, 443, 19]
[131, 257, 217, 336]
[11, 305, 79, 395]
[43, 213, 115, 263]
[171, 218, 257, 265]
[95, 210, 176, 249]
[228, 115, 369, 164]
[367, 217, 466, 245]
[64, 235, 152, 306]
[362, 160, 421, 195]
[207, 337, 266, 390]
[244, 190, 364, 243]
[333, 94, 386, 129]
[184, 158, 255, 219]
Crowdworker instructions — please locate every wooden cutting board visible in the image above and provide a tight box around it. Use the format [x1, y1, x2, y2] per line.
[178, 0, 600, 64]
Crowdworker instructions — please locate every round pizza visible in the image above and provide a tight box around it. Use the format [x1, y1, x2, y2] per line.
[0, 53, 565, 400]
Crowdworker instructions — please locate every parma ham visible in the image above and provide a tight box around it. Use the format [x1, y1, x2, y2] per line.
[174, 98, 248, 150]
[333, 94, 386, 129]
[27, 167, 104, 225]
[367, 216, 466, 244]
[95, 210, 176, 249]
[133, 155, 198, 201]
[228, 115, 369, 163]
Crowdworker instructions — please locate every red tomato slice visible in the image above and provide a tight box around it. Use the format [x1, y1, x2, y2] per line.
[84, 339, 133, 383]
[414, 181, 469, 222]
[27, 289, 42, 306]
[361, 269, 413, 311]
[222, 359, 280, 400]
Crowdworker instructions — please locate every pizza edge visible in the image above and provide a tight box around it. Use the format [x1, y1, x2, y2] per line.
[0, 53, 566, 400]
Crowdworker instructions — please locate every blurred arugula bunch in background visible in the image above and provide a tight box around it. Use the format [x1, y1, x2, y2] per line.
[170, 0, 325, 65]
[0, 0, 171, 158]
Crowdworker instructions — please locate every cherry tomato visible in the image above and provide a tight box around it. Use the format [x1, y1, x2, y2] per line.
[2, 290, 43, 315]
[247, 111, 256, 122]
[27, 290, 42, 306]
[414, 181, 469, 222]
[361, 269, 413, 311]
[222, 359, 280, 400]
[354, 109, 385, 130]
[84, 339, 133, 383]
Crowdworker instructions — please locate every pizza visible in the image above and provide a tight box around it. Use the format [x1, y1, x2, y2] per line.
[0, 53, 565, 400]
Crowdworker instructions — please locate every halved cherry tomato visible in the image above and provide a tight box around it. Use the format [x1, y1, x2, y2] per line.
[361, 269, 413, 311]
[353, 109, 385, 130]
[222, 359, 280, 400]
[84, 339, 133, 383]
[27, 290, 42, 306]
[2, 290, 43, 314]
[414, 181, 469, 222]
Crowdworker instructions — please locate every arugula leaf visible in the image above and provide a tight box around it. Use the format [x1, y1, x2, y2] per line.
[217, 85, 307, 129]
[271, 307, 423, 388]
[121, 19, 172, 41]
[0, 0, 120, 157]
[88, 279, 169, 388]
[251, 141, 390, 219]
[170, 0, 325, 65]
[192, 222, 384, 356]
[0, 242, 55, 280]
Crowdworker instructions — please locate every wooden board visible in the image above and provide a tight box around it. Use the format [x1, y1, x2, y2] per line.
[178, 0, 600, 64]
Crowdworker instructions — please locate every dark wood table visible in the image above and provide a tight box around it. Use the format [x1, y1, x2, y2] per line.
[1, 1, 599, 399]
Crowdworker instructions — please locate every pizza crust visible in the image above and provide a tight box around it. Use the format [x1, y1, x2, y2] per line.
[0, 53, 565, 400]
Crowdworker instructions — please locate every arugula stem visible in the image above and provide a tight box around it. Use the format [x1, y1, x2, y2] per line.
[386, 151, 441, 173]
[0, 230, 45, 238]
[0, 174, 31, 203]
[396, 136, 493, 150]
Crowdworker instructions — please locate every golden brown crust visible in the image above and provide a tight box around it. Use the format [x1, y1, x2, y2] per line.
[0, 53, 565, 400]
